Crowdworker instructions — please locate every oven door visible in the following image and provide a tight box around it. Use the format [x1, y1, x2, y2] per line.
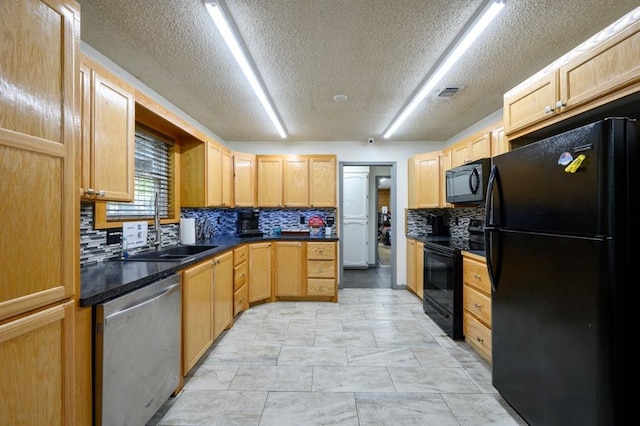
[423, 244, 463, 339]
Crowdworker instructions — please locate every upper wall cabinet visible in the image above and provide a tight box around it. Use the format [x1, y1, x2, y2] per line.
[408, 151, 441, 209]
[309, 156, 337, 207]
[233, 152, 256, 207]
[257, 155, 337, 208]
[504, 12, 640, 138]
[181, 138, 233, 208]
[80, 58, 135, 201]
[256, 156, 284, 207]
[450, 132, 491, 168]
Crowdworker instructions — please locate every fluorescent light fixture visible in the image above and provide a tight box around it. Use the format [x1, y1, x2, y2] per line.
[205, 1, 287, 138]
[383, 0, 505, 139]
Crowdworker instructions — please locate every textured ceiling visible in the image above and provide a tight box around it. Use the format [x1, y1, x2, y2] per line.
[76, 0, 639, 142]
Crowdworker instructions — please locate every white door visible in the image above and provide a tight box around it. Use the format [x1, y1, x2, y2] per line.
[343, 171, 368, 268]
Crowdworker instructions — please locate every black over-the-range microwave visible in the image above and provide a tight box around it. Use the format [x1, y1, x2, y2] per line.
[445, 157, 491, 205]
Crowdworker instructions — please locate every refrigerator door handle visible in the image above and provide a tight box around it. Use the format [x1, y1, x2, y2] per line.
[484, 164, 499, 292]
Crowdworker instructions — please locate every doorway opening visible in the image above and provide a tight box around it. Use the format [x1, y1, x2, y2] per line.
[339, 162, 396, 289]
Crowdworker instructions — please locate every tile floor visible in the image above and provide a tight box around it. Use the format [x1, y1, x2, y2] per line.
[148, 285, 527, 425]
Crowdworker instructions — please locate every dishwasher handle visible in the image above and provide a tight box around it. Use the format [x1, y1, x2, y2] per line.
[104, 281, 181, 326]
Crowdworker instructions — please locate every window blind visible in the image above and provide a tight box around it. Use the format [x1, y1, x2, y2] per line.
[106, 125, 174, 220]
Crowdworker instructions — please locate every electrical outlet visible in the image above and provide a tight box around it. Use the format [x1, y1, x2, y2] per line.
[106, 228, 123, 245]
[300, 215, 305, 224]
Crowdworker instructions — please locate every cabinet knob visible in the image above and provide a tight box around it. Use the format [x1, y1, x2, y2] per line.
[84, 188, 95, 195]
[556, 100, 566, 109]
[474, 303, 482, 309]
[97, 190, 105, 197]
[544, 105, 555, 114]
[474, 274, 481, 279]
[476, 336, 484, 343]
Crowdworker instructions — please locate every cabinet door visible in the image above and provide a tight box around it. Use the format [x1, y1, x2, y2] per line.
[182, 260, 214, 375]
[406, 239, 416, 293]
[283, 157, 309, 207]
[491, 125, 507, 157]
[416, 242, 424, 299]
[90, 66, 135, 201]
[1, 0, 77, 321]
[213, 251, 234, 340]
[504, 71, 559, 135]
[248, 242, 272, 302]
[274, 242, 304, 296]
[0, 302, 74, 425]
[469, 132, 491, 161]
[559, 20, 640, 112]
[257, 156, 283, 207]
[221, 150, 233, 207]
[207, 142, 223, 206]
[233, 152, 255, 207]
[407, 157, 417, 208]
[309, 156, 336, 207]
[440, 151, 452, 208]
[451, 143, 470, 167]
[416, 152, 440, 208]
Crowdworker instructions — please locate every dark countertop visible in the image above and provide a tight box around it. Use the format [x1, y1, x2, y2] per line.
[80, 234, 339, 307]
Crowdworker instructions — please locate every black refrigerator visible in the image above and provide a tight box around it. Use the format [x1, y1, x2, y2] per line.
[485, 117, 635, 426]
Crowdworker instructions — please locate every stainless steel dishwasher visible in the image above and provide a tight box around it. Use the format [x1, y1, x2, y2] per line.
[94, 273, 181, 426]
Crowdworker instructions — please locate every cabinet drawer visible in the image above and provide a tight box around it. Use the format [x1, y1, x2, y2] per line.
[233, 261, 247, 291]
[307, 242, 335, 260]
[463, 257, 491, 294]
[233, 284, 248, 316]
[307, 278, 335, 297]
[233, 245, 248, 266]
[463, 311, 492, 361]
[463, 285, 492, 327]
[307, 260, 335, 278]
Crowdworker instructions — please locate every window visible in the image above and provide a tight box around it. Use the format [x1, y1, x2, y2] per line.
[104, 124, 175, 221]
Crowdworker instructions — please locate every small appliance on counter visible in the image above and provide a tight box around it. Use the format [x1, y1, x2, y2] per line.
[236, 209, 263, 238]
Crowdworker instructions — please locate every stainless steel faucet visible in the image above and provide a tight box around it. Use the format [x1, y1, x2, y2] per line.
[153, 186, 162, 250]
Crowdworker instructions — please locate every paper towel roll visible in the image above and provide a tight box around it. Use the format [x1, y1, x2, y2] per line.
[179, 218, 196, 244]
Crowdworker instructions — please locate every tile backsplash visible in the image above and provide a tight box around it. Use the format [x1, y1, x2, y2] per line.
[406, 207, 484, 238]
[81, 204, 337, 266]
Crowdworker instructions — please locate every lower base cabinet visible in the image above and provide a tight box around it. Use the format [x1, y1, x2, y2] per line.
[213, 251, 234, 340]
[0, 301, 75, 425]
[182, 259, 214, 375]
[462, 252, 492, 362]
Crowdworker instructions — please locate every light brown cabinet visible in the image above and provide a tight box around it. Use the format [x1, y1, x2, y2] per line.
[181, 259, 214, 375]
[309, 156, 337, 207]
[181, 138, 233, 208]
[257, 155, 337, 208]
[213, 251, 234, 340]
[439, 151, 453, 208]
[80, 57, 135, 201]
[406, 239, 417, 294]
[451, 132, 491, 167]
[406, 238, 423, 299]
[0, 1, 80, 422]
[274, 241, 305, 296]
[306, 242, 337, 300]
[256, 156, 284, 207]
[283, 157, 309, 207]
[248, 242, 273, 303]
[462, 252, 492, 363]
[232, 152, 256, 207]
[504, 15, 640, 138]
[408, 152, 441, 208]
[233, 245, 249, 315]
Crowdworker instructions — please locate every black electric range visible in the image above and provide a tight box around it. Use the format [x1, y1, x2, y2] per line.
[422, 219, 485, 340]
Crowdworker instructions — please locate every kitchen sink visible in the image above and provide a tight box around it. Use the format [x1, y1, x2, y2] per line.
[118, 245, 219, 262]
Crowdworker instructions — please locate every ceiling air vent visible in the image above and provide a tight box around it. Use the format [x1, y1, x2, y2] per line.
[432, 85, 464, 100]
